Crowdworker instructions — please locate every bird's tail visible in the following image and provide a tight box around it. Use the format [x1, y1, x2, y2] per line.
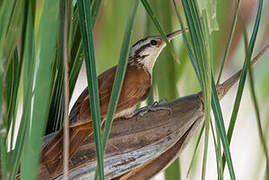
[41, 124, 91, 174]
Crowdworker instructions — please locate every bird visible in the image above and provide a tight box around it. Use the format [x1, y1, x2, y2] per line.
[41, 29, 184, 175]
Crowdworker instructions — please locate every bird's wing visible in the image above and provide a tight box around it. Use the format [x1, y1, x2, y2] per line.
[69, 66, 117, 127]
[69, 65, 151, 127]
[115, 65, 151, 111]
[41, 65, 151, 174]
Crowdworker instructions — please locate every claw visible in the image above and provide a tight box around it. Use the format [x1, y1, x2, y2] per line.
[134, 100, 171, 117]
[122, 100, 171, 119]
[151, 99, 167, 107]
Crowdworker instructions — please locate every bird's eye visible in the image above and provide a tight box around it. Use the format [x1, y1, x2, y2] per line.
[150, 40, 157, 46]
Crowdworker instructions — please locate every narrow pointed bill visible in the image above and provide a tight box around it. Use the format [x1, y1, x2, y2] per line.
[161, 28, 188, 64]
[167, 29, 185, 41]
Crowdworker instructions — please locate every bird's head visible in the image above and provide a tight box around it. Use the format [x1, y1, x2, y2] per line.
[129, 30, 183, 74]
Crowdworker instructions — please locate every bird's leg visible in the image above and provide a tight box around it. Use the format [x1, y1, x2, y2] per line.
[151, 98, 167, 107]
[121, 99, 171, 119]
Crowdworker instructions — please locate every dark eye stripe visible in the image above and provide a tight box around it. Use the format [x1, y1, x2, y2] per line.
[132, 37, 148, 48]
[134, 43, 151, 56]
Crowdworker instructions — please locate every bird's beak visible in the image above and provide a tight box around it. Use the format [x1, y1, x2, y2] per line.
[167, 28, 187, 41]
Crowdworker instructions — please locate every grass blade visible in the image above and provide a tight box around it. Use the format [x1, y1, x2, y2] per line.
[102, 0, 138, 153]
[69, 0, 102, 95]
[165, 161, 181, 180]
[92, 1, 139, 179]
[248, 53, 269, 178]
[140, 0, 180, 63]
[201, 11, 213, 180]
[69, 1, 102, 96]
[240, 3, 268, 176]
[10, 2, 33, 179]
[146, 2, 182, 178]
[77, 0, 104, 179]
[91, 0, 102, 26]
[21, 1, 59, 179]
[69, 8, 84, 96]
[0, 0, 24, 136]
[186, 122, 205, 178]
[0, 138, 7, 179]
[46, 1, 103, 133]
[18, 2, 35, 179]
[201, 118, 209, 180]
[211, 76, 235, 180]
[223, 0, 264, 169]
[172, 0, 200, 82]
[46, 1, 66, 134]
[209, 120, 224, 180]
[216, 0, 242, 84]
[174, 0, 236, 178]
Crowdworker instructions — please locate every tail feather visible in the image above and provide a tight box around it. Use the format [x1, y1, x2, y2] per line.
[41, 125, 91, 174]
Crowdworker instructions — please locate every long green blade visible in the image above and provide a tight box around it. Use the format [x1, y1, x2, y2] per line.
[186, 122, 205, 178]
[10, 1, 35, 179]
[46, 0, 103, 133]
[211, 75, 235, 180]
[140, 0, 179, 63]
[93, 1, 139, 179]
[142, 1, 183, 178]
[248, 50, 269, 178]
[102, 0, 138, 152]
[223, 0, 264, 169]
[77, 0, 104, 179]
[21, 0, 59, 179]
[172, 0, 200, 81]
[216, 0, 241, 84]
[174, 0, 236, 179]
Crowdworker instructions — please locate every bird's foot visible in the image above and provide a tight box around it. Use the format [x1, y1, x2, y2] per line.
[121, 99, 170, 119]
[151, 98, 167, 107]
[134, 100, 171, 117]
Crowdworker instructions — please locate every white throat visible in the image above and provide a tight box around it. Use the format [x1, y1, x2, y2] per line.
[142, 53, 160, 75]
[141, 45, 165, 75]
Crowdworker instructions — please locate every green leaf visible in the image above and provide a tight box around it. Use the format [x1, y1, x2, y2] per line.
[144, 1, 182, 178]
[69, 8, 84, 96]
[0, 138, 7, 179]
[46, 1, 103, 134]
[21, 1, 59, 179]
[201, 11, 214, 180]
[152, 1, 179, 101]
[172, 0, 200, 82]
[210, 120, 224, 180]
[223, 0, 264, 170]
[15, 2, 35, 180]
[248, 51, 269, 179]
[77, 0, 104, 179]
[174, 0, 236, 179]
[165, 160, 181, 180]
[0, 0, 24, 132]
[217, 0, 241, 84]
[140, 0, 180, 63]
[197, 0, 219, 33]
[211, 75, 235, 180]
[92, 1, 139, 179]
[102, 0, 138, 153]
[69, 1, 102, 96]
[186, 122, 205, 178]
